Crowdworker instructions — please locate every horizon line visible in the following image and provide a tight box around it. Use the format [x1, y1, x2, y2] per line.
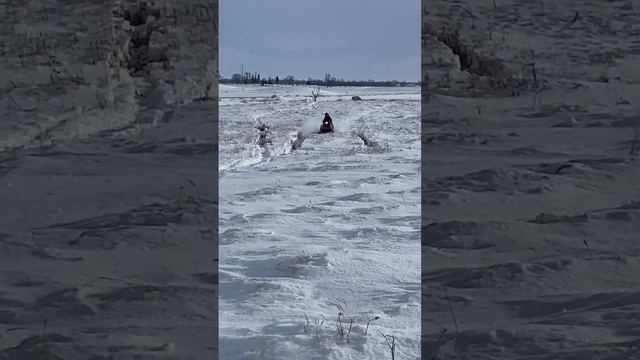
[219, 73, 420, 83]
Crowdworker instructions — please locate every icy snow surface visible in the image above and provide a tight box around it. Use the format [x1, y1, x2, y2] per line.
[219, 85, 421, 359]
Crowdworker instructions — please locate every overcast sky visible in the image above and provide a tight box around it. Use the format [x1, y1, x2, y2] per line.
[219, 0, 420, 82]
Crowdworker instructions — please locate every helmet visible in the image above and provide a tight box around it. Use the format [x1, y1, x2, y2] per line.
[325, 113, 329, 116]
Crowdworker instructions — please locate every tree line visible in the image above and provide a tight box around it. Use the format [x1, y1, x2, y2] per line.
[219, 72, 419, 87]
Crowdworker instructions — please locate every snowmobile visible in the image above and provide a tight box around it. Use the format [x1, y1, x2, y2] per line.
[319, 119, 334, 133]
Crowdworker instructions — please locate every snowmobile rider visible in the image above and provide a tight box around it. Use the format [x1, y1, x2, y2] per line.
[323, 113, 333, 126]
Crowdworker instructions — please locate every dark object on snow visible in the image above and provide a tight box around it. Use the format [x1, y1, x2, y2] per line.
[319, 121, 334, 133]
[256, 123, 270, 145]
[319, 113, 334, 133]
[351, 96, 362, 101]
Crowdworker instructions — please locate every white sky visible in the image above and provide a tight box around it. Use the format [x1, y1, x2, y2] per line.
[220, 0, 420, 82]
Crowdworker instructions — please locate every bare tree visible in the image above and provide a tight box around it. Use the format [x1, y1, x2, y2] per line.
[310, 86, 320, 101]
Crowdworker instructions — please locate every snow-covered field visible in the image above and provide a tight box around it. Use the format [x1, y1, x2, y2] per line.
[424, 0, 640, 358]
[219, 84, 421, 359]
